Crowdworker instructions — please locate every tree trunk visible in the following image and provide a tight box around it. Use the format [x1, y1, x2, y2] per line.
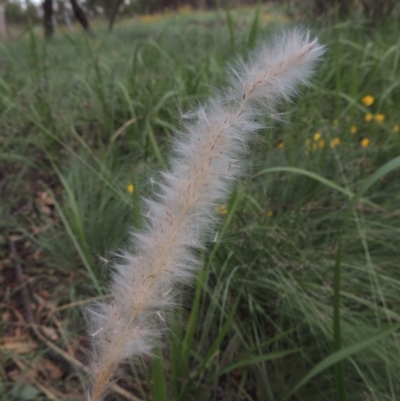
[0, 0, 6, 39]
[69, 0, 90, 32]
[43, 0, 54, 39]
[197, 0, 206, 9]
[108, 0, 125, 32]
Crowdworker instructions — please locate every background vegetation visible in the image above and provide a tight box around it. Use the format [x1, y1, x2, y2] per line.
[1, 2, 400, 401]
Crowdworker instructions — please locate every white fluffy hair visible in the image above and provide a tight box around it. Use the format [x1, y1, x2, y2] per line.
[87, 28, 324, 401]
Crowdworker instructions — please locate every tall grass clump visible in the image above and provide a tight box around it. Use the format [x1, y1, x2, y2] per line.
[86, 29, 324, 400]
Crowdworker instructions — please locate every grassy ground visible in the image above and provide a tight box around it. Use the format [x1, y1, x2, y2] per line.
[1, 4, 400, 401]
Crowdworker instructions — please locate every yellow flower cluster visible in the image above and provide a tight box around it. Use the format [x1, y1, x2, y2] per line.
[361, 95, 386, 123]
[306, 132, 325, 152]
[127, 184, 135, 193]
[326, 92, 400, 155]
[301, 94, 397, 156]
[305, 133, 326, 152]
[365, 113, 385, 123]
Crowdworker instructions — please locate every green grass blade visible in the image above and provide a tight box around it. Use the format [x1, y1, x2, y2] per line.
[217, 349, 300, 377]
[130, 172, 142, 230]
[150, 347, 168, 401]
[207, 188, 241, 267]
[333, 238, 347, 401]
[48, 189, 102, 294]
[255, 166, 381, 209]
[149, 90, 177, 117]
[169, 307, 184, 399]
[196, 293, 240, 375]
[225, 8, 236, 53]
[349, 155, 400, 210]
[247, 5, 260, 50]
[179, 293, 241, 397]
[283, 321, 400, 401]
[182, 256, 206, 362]
[146, 119, 166, 167]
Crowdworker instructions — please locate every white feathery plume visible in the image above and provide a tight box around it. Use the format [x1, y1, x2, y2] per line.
[87, 29, 324, 400]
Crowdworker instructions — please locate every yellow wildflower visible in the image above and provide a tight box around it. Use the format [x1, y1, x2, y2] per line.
[318, 140, 325, 148]
[313, 132, 321, 141]
[361, 95, 375, 107]
[361, 138, 370, 148]
[333, 119, 338, 125]
[393, 125, 399, 132]
[277, 141, 285, 149]
[364, 113, 373, 122]
[139, 14, 162, 23]
[374, 114, 385, 123]
[350, 125, 357, 134]
[330, 137, 340, 148]
[215, 204, 228, 215]
[312, 143, 318, 151]
[267, 210, 273, 217]
[178, 5, 193, 13]
[127, 184, 134, 194]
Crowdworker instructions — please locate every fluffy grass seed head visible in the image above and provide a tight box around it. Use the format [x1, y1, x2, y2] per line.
[86, 28, 324, 401]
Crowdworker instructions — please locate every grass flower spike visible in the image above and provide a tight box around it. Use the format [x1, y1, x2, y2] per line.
[87, 29, 324, 401]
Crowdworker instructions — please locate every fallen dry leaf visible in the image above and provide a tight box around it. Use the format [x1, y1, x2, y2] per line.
[30, 224, 51, 236]
[29, 249, 43, 261]
[38, 289, 49, 299]
[36, 192, 54, 215]
[41, 358, 64, 380]
[0, 258, 12, 269]
[9, 235, 24, 243]
[0, 337, 38, 354]
[7, 369, 20, 381]
[41, 326, 59, 342]
[39, 191, 54, 206]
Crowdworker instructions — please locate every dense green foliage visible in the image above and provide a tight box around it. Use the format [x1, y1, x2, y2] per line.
[1, 5, 400, 401]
